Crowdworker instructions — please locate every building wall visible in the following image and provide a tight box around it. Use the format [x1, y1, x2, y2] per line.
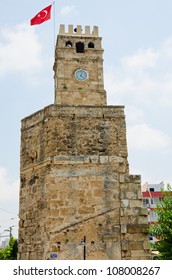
[142, 182, 164, 225]
[53, 25, 106, 106]
[18, 105, 149, 260]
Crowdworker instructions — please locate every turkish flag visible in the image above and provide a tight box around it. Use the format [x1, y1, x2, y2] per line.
[30, 5, 52, 25]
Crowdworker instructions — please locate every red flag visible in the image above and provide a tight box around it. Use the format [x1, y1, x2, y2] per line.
[30, 5, 52, 26]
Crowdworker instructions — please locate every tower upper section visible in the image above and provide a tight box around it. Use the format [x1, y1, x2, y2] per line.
[53, 24, 107, 106]
[59, 24, 99, 37]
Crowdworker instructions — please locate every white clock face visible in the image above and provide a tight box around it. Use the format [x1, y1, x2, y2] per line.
[75, 69, 89, 81]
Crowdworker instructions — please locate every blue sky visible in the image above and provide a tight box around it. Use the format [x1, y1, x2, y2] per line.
[1, 0, 172, 239]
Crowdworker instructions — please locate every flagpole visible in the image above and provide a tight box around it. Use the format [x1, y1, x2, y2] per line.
[53, 1, 56, 50]
[52, 1, 56, 104]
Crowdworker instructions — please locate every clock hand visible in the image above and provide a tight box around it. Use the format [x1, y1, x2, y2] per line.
[80, 72, 83, 79]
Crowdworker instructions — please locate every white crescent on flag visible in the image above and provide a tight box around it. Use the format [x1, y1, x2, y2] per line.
[38, 10, 48, 20]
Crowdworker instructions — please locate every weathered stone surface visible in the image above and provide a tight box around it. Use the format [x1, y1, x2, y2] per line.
[18, 24, 149, 260]
[18, 104, 149, 260]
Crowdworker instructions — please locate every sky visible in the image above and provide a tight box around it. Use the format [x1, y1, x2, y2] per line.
[1, 0, 172, 240]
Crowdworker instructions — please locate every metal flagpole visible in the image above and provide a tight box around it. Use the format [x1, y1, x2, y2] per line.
[53, 1, 56, 50]
[52, 1, 56, 104]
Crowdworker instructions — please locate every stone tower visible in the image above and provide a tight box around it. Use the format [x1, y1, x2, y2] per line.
[53, 25, 106, 106]
[18, 25, 149, 260]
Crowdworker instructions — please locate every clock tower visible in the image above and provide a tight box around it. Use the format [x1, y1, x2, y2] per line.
[53, 24, 106, 106]
[18, 24, 149, 260]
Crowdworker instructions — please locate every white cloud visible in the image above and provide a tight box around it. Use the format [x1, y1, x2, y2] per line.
[162, 37, 172, 59]
[122, 48, 159, 70]
[105, 38, 172, 108]
[127, 123, 171, 150]
[105, 38, 172, 184]
[0, 23, 42, 77]
[60, 5, 78, 17]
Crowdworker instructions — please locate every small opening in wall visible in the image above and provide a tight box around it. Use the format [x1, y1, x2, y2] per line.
[88, 42, 94, 48]
[66, 41, 72, 48]
[91, 241, 95, 245]
[76, 42, 84, 53]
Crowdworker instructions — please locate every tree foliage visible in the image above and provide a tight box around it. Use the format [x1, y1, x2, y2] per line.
[149, 184, 172, 260]
[0, 237, 18, 260]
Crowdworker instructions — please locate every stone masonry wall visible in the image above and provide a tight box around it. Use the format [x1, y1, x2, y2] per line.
[54, 26, 106, 106]
[18, 104, 149, 260]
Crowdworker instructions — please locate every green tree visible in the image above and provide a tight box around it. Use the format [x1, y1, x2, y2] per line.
[0, 237, 18, 260]
[149, 184, 172, 260]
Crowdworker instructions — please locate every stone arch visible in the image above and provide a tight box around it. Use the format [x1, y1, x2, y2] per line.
[66, 41, 72, 47]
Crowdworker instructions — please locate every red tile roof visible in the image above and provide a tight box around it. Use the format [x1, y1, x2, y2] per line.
[142, 191, 163, 197]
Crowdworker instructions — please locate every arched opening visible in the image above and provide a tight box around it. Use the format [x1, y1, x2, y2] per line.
[88, 42, 94, 48]
[66, 41, 72, 48]
[76, 42, 84, 53]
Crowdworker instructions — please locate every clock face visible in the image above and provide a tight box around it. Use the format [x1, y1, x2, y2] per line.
[75, 69, 89, 81]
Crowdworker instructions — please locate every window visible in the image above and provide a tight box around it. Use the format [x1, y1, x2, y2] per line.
[149, 188, 154, 192]
[66, 41, 72, 47]
[150, 198, 154, 204]
[88, 42, 94, 48]
[76, 42, 84, 53]
[143, 198, 149, 207]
